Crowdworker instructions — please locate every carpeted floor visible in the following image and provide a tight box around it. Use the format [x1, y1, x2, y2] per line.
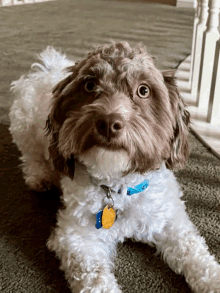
[0, 1, 220, 292]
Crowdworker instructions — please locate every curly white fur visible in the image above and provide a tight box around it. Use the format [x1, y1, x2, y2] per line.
[9, 46, 220, 293]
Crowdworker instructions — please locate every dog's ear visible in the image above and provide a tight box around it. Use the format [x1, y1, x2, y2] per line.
[162, 70, 190, 169]
[51, 66, 79, 126]
[44, 69, 77, 179]
[52, 65, 78, 97]
[45, 118, 75, 179]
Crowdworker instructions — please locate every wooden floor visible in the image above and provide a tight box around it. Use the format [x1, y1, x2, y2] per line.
[176, 55, 220, 159]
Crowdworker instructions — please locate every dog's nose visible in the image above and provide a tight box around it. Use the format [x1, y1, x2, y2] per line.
[95, 114, 125, 139]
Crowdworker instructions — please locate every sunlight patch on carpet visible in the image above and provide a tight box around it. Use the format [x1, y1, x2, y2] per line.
[1, 0, 54, 6]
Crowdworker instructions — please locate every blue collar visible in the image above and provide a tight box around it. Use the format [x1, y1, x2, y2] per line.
[96, 179, 149, 229]
[101, 179, 149, 196]
[125, 179, 149, 195]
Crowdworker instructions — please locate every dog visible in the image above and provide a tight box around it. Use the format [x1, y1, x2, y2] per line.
[9, 42, 220, 293]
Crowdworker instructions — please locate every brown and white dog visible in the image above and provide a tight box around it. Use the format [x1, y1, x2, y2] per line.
[9, 42, 220, 293]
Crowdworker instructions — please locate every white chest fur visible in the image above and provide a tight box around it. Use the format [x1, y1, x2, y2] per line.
[58, 163, 185, 243]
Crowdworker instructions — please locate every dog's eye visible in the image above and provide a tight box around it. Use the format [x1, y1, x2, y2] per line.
[85, 81, 96, 92]
[137, 84, 150, 99]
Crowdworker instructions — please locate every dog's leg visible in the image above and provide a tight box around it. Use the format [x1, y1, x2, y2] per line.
[153, 216, 220, 293]
[20, 153, 60, 192]
[48, 228, 122, 293]
[14, 141, 60, 192]
[10, 118, 60, 191]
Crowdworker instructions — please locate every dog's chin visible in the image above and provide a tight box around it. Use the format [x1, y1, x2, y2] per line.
[77, 146, 130, 180]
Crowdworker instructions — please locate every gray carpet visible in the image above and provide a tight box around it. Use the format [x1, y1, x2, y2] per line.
[0, 1, 220, 293]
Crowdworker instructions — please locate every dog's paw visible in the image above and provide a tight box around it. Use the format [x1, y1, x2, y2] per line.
[188, 268, 220, 293]
[91, 284, 122, 293]
[80, 285, 122, 293]
[68, 272, 122, 293]
[87, 274, 122, 293]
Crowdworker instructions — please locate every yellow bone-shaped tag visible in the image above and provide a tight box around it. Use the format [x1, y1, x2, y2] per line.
[102, 204, 116, 229]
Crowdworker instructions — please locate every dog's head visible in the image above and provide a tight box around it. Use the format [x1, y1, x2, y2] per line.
[46, 42, 190, 179]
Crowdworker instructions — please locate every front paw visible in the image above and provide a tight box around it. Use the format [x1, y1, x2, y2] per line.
[68, 272, 122, 293]
[89, 282, 122, 293]
[187, 268, 220, 293]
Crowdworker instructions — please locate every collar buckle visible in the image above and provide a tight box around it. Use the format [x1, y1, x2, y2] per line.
[100, 185, 115, 199]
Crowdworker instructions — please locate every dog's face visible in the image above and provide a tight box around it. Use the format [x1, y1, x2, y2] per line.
[46, 42, 190, 178]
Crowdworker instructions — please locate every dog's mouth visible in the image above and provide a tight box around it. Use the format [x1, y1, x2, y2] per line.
[77, 142, 130, 178]
[82, 133, 126, 153]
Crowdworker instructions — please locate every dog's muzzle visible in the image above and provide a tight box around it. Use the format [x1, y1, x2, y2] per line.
[95, 113, 125, 140]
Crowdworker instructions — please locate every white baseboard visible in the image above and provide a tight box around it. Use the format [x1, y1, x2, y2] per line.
[176, 0, 194, 8]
